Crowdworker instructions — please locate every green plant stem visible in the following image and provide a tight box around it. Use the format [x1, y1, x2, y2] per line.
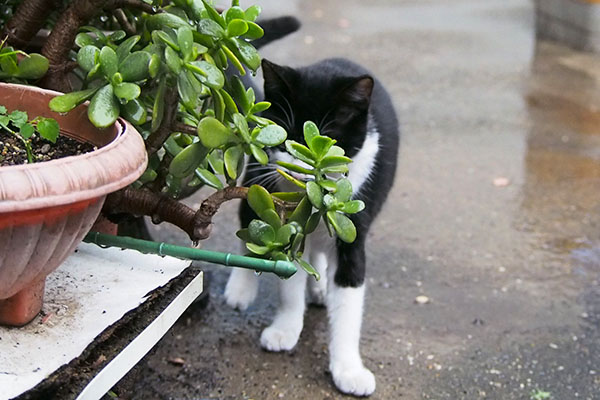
[3, 125, 35, 163]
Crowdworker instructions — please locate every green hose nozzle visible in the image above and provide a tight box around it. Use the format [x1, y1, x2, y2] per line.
[83, 231, 297, 279]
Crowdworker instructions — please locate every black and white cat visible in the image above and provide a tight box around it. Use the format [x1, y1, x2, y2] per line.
[224, 58, 399, 396]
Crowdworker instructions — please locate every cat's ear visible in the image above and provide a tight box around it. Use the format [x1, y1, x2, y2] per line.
[335, 75, 374, 124]
[262, 59, 296, 97]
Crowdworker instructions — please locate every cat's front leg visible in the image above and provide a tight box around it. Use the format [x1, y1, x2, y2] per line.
[224, 267, 259, 310]
[327, 239, 376, 397]
[260, 270, 308, 351]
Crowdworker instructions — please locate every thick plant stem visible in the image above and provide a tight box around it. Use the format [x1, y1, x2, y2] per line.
[103, 186, 294, 242]
[1, 0, 60, 48]
[145, 86, 180, 157]
[40, 0, 110, 91]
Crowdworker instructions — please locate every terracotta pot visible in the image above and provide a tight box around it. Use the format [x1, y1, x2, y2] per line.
[0, 83, 147, 326]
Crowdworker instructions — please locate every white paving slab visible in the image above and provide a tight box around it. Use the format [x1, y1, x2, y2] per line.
[0, 242, 193, 400]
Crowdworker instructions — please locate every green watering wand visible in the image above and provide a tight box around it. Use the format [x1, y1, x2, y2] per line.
[83, 231, 297, 279]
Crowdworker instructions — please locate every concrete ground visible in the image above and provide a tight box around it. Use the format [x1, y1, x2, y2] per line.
[113, 1, 600, 399]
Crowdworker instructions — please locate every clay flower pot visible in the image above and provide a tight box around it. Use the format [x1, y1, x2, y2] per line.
[0, 83, 147, 326]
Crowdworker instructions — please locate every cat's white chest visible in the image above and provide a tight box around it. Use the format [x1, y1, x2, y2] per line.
[347, 130, 379, 196]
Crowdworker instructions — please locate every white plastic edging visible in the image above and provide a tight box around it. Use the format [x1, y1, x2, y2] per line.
[75, 271, 203, 400]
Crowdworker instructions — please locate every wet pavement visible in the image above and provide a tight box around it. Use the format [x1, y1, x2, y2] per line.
[113, 1, 600, 399]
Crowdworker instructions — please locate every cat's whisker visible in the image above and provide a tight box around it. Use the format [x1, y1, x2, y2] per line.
[271, 102, 293, 129]
[244, 170, 280, 186]
[280, 96, 296, 127]
[318, 108, 335, 130]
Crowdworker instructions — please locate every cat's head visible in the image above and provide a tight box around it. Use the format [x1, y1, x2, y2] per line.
[261, 59, 374, 159]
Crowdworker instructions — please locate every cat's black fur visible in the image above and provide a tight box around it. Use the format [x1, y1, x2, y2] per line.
[241, 57, 399, 287]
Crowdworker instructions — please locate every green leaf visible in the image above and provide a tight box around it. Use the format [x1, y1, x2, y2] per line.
[297, 258, 320, 280]
[271, 192, 305, 202]
[248, 219, 275, 245]
[151, 79, 166, 132]
[310, 136, 335, 159]
[187, 60, 224, 89]
[319, 155, 353, 169]
[149, 54, 161, 78]
[113, 82, 141, 101]
[0, 55, 18, 76]
[285, 140, 315, 165]
[245, 21, 264, 40]
[227, 19, 248, 37]
[8, 110, 27, 128]
[306, 181, 324, 208]
[323, 193, 337, 209]
[36, 118, 59, 143]
[290, 232, 305, 254]
[207, 150, 225, 175]
[250, 143, 268, 165]
[249, 101, 270, 115]
[195, 167, 224, 189]
[75, 33, 97, 48]
[221, 44, 245, 75]
[325, 145, 345, 157]
[246, 242, 269, 255]
[166, 173, 183, 198]
[119, 51, 151, 82]
[121, 99, 147, 125]
[177, 26, 194, 61]
[305, 212, 321, 234]
[100, 46, 119, 78]
[319, 179, 338, 192]
[201, 0, 226, 27]
[244, 5, 261, 21]
[19, 123, 34, 140]
[109, 30, 126, 42]
[224, 144, 243, 180]
[236, 228, 251, 242]
[303, 121, 319, 148]
[177, 71, 198, 110]
[327, 211, 357, 243]
[231, 76, 250, 114]
[225, 6, 245, 24]
[247, 184, 275, 215]
[277, 169, 306, 189]
[220, 89, 239, 115]
[232, 112, 250, 142]
[153, 30, 179, 51]
[164, 45, 182, 74]
[169, 142, 209, 178]
[211, 88, 225, 122]
[275, 224, 295, 245]
[77, 45, 99, 72]
[49, 88, 99, 113]
[288, 196, 312, 226]
[116, 35, 141, 61]
[197, 117, 232, 148]
[197, 19, 225, 39]
[334, 178, 353, 202]
[254, 125, 286, 146]
[260, 208, 282, 229]
[341, 200, 365, 214]
[88, 84, 120, 128]
[146, 12, 190, 30]
[227, 38, 260, 71]
[16, 54, 49, 79]
[276, 161, 314, 176]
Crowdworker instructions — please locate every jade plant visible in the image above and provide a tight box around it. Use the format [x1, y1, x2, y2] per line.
[0, 0, 364, 278]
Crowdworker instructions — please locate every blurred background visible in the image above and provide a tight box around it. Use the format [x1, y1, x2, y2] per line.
[114, 1, 600, 398]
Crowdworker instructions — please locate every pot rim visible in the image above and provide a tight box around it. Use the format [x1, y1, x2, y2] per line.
[0, 83, 147, 212]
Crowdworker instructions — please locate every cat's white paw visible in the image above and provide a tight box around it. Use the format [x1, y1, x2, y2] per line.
[330, 364, 376, 397]
[260, 326, 300, 352]
[308, 283, 327, 306]
[224, 271, 258, 310]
